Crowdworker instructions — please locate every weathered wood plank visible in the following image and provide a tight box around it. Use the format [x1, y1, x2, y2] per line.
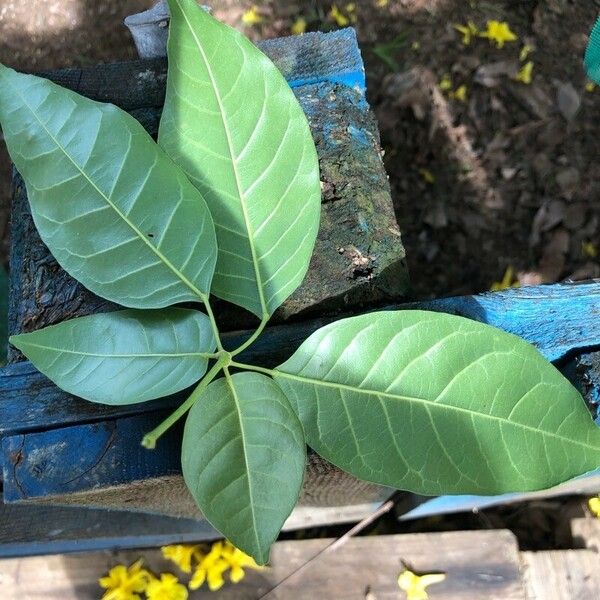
[571, 517, 600, 553]
[0, 530, 526, 599]
[522, 550, 600, 600]
[1, 283, 599, 437]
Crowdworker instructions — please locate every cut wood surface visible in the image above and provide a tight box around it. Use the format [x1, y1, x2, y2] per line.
[0, 530, 526, 599]
[522, 550, 600, 600]
[571, 517, 600, 552]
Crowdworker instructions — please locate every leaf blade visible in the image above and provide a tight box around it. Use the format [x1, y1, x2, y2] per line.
[10, 309, 216, 405]
[159, 0, 321, 317]
[274, 310, 600, 495]
[0, 64, 217, 308]
[182, 371, 306, 563]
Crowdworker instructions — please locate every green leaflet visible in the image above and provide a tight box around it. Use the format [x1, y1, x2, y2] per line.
[10, 309, 216, 405]
[182, 371, 306, 564]
[0, 64, 217, 309]
[274, 310, 600, 495]
[159, 0, 321, 319]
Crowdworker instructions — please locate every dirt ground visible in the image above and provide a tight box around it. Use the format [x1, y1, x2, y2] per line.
[0, 0, 598, 297]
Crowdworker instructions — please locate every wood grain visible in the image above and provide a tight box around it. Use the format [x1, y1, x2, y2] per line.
[0, 530, 526, 599]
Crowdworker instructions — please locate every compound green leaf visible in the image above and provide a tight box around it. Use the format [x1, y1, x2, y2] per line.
[159, 0, 321, 318]
[274, 310, 600, 495]
[0, 64, 217, 308]
[182, 371, 306, 564]
[10, 309, 216, 405]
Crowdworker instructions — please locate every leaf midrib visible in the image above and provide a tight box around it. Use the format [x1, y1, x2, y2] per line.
[273, 369, 600, 453]
[224, 370, 262, 555]
[12, 340, 213, 359]
[172, 0, 268, 318]
[5, 72, 208, 302]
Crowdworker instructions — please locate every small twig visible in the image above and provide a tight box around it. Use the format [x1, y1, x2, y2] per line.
[257, 494, 399, 599]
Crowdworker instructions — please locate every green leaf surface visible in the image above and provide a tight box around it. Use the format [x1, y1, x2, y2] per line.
[274, 310, 600, 495]
[182, 371, 306, 563]
[10, 309, 216, 405]
[0, 64, 217, 308]
[159, 0, 321, 318]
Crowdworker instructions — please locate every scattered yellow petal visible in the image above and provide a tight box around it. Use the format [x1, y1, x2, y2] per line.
[514, 61, 534, 84]
[589, 496, 600, 518]
[398, 570, 446, 600]
[490, 266, 520, 291]
[190, 541, 230, 592]
[99, 559, 150, 600]
[454, 21, 479, 45]
[479, 20, 518, 48]
[377, 0, 389, 6]
[221, 540, 266, 583]
[519, 44, 534, 61]
[330, 5, 349, 27]
[450, 84, 468, 102]
[586, 81, 597, 92]
[582, 241, 598, 258]
[291, 16, 307, 35]
[161, 545, 201, 574]
[411, 41, 420, 50]
[345, 3, 358, 24]
[439, 74, 452, 91]
[419, 169, 435, 184]
[241, 6, 263, 26]
[146, 573, 188, 600]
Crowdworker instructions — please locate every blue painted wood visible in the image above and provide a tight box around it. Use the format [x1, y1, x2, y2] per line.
[2, 282, 599, 502]
[2, 412, 182, 502]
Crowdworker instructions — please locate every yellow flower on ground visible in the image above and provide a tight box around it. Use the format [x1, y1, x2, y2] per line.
[589, 496, 600, 517]
[519, 44, 534, 61]
[377, 0, 389, 6]
[515, 61, 534, 84]
[490, 266, 520, 291]
[242, 6, 263, 26]
[439, 74, 452, 91]
[454, 21, 479, 45]
[582, 241, 598, 258]
[190, 541, 230, 592]
[161, 545, 200, 574]
[450, 84, 468, 102]
[98, 559, 150, 600]
[419, 169, 435, 185]
[330, 5, 349, 27]
[291, 17, 307, 35]
[146, 573, 188, 600]
[398, 569, 446, 600]
[221, 540, 266, 583]
[586, 81, 597, 92]
[479, 20, 518, 48]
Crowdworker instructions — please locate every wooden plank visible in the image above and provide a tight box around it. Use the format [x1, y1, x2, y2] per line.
[1, 282, 599, 437]
[571, 518, 600, 553]
[0, 530, 526, 599]
[521, 550, 600, 600]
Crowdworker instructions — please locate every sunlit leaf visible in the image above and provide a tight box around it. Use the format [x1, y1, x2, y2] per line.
[10, 309, 216, 405]
[159, 0, 321, 318]
[275, 310, 600, 495]
[0, 64, 217, 308]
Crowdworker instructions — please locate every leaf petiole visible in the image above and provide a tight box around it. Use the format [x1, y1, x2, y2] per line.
[230, 316, 269, 357]
[141, 353, 231, 449]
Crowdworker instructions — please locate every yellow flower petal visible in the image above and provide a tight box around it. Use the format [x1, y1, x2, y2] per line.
[242, 6, 263, 26]
[146, 573, 188, 600]
[454, 21, 479, 45]
[398, 569, 446, 600]
[330, 5, 349, 27]
[291, 17, 307, 35]
[519, 44, 534, 61]
[450, 84, 468, 102]
[582, 241, 598, 258]
[161, 545, 200, 574]
[586, 81, 596, 92]
[479, 20, 518, 48]
[439, 74, 452, 91]
[515, 61, 534, 84]
[377, 0, 389, 6]
[589, 496, 600, 517]
[490, 266, 520, 291]
[98, 560, 150, 600]
[419, 169, 435, 184]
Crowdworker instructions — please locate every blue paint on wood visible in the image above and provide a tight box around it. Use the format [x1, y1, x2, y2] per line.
[2, 412, 182, 501]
